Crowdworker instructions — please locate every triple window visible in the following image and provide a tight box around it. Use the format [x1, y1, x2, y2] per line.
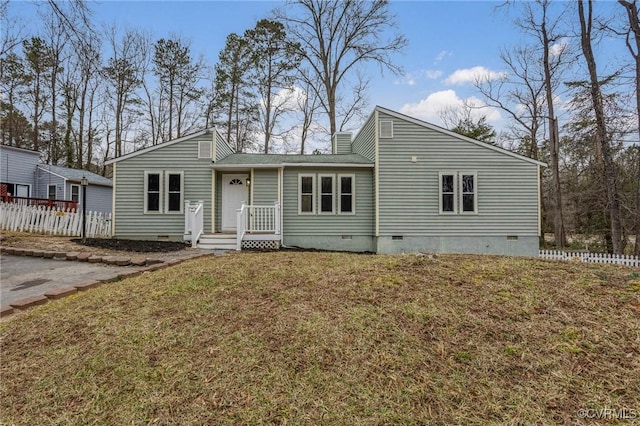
[144, 171, 184, 214]
[439, 171, 477, 214]
[298, 173, 355, 215]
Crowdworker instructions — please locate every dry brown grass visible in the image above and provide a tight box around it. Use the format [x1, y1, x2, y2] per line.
[1, 252, 639, 425]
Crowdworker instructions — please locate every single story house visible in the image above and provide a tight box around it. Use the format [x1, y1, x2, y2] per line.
[0, 144, 113, 213]
[106, 106, 544, 256]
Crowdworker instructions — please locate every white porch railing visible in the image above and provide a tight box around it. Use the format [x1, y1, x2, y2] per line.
[184, 200, 204, 248]
[237, 203, 281, 250]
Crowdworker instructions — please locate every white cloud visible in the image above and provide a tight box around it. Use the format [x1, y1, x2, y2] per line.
[394, 69, 442, 86]
[444, 66, 507, 85]
[435, 50, 452, 63]
[399, 90, 502, 127]
[550, 38, 568, 57]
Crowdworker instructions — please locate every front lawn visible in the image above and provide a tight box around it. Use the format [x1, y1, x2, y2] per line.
[1, 252, 638, 424]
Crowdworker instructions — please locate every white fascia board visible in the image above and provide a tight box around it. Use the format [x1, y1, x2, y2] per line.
[282, 163, 374, 168]
[105, 128, 214, 164]
[211, 164, 277, 170]
[375, 106, 547, 167]
[212, 163, 373, 169]
[37, 165, 68, 182]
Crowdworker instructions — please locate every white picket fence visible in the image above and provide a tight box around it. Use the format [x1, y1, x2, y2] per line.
[0, 202, 111, 238]
[539, 249, 640, 267]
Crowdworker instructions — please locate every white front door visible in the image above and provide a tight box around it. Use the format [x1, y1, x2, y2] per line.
[222, 174, 248, 231]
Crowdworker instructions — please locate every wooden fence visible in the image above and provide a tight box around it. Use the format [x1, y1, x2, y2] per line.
[539, 249, 640, 267]
[0, 202, 111, 238]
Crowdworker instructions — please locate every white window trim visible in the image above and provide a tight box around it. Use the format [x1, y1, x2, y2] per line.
[70, 184, 80, 203]
[144, 171, 163, 214]
[48, 184, 57, 200]
[438, 171, 457, 215]
[198, 141, 212, 159]
[337, 173, 356, 215]
[298, 174, 315, 215]
[380, 120, 394, 138]
[164, 171, 184, 214]
[318, 174, 335, 215]
[459, 172, 478, 215]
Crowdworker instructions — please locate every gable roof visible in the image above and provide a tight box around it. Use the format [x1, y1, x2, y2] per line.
[104, 128, 215, 164]
[38, 164, 112, 187]
[375, 106, 546, 167]
[213, 153, 373, 169]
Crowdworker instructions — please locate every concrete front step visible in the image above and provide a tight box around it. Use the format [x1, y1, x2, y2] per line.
[197, 234, 237, 250]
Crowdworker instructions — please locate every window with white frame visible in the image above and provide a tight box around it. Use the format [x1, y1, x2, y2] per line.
[338, 174, 355, 214]
[144, 172, 162, 213]
[165, 172, 184, 213]
[70, 184, 80, 203]
[299, 174, 315, 214]
[144, 171, 185, 214]
[319, 174, 334, 214]
[439, 172, 456, 214]
[439, 171, 477, 214]
[460, 173, 477, 214]
[48, 184, 57, 200]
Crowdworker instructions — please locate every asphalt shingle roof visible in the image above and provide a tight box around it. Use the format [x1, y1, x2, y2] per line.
[215, 153, 373, 166]
[39, 164, 113, 187]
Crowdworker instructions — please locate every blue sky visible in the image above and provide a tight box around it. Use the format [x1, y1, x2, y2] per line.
[13, 0, 631, 134]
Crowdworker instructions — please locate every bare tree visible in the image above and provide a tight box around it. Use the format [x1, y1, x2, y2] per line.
[0, 0, 25, 57]
[276, 0, 407, 136]
[578, 0, 624, 253]
[507, 0, 570, 248]
[474, 45, 548, 160]
[296, 72, 321, 154]
[618, 0, 640, 255]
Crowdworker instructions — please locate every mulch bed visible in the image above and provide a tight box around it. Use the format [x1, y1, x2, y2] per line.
[71, 238, 187, 253]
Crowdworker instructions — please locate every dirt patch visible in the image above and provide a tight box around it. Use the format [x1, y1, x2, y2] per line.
[71, 238, 187, 253]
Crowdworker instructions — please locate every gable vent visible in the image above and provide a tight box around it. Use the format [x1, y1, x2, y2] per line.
[380, 120, 393, 139]
[198, 141, 212, 159]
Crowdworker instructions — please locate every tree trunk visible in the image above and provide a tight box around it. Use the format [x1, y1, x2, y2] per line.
[618, 0, 640, 255]
[541, 14, 565, 248]
[578, 0, 624, 254]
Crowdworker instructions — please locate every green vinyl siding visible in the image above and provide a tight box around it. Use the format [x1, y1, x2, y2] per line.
[216, 131, 234, 160]
[376, 111, 539, 237]
[113, 134, 213, 240]
[252, 168, 279, 205]
[282, 167, 374, 236]
[351, 113, 376, 161]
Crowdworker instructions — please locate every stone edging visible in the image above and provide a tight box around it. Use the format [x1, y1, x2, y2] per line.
[0, 246, 163, 267]
[0, 250, 213, 319]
